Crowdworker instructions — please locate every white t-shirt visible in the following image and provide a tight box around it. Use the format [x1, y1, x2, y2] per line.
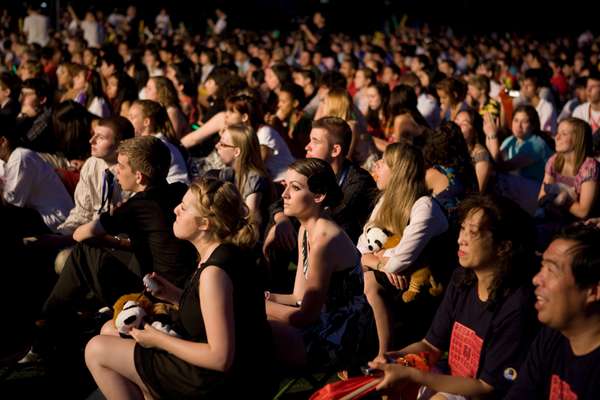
[256, 125, 295, 183]
[81, 20, 101, 48]
[23, 14, 49, 46]
[418, 93, 441, 129]
[154, 133, 190, 185]
[536, 98, 557, 134]
[1, 148, 73, 232]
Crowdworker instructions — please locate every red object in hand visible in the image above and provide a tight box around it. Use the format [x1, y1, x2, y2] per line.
[310, 352, 431, 400]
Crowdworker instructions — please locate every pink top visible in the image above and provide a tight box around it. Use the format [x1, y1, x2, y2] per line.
[545, 155, 600, 198]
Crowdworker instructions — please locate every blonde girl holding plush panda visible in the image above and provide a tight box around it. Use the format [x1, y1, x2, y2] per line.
[357, 141, 448, 360]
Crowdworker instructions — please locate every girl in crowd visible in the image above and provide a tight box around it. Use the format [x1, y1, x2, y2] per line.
[319, 88, 377, 169]
[223, 93, 294, 185]
[370, 194, 538, 400]
[436, 77, 470, 123]
[85, 177, 274, 399]
[145, 76, 189, 140]
[364, 82, 390, 141]
[105, 71, 138, 117]
[216, 123, 273, 235]
[71, 65, 111, 118]
[266, 158, 370, 369]
[359, 142, 448, 360]
[484, 104, 554, 214]
[538, 117, 599, 222]
[264, 63, 293, 113]
[454, 109, 494, 192]
[423, 122, 477, 214]
[165, 63, 199, 125]
[485, 104, 553, 182]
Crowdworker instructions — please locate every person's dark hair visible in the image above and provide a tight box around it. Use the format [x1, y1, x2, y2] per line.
[52, 100, 95, 160]
[168, 62, 196, 98]
[288, 158, 343, 209]
[97, 115, 135, 144]
[388, 84, 418, 116]
[206, 66, 246, 102]
[513, 104, 541, 134]
[269, 63, 292, 86]
[457, 109, 486, 147]
[366, 82, 390, 131]
[423, 121, 477, 191]
[587, 70, 600, 84]
[117, 136, 170, 185]
[101, 51, 124, 72]
[22, 78, 51, 105]
[200, 47, 217, 65]
[109, 71, 138, 115]
[0, 72, 20, 102]
[225, 94, 264, 131]
[312, 116, 352, 157]
[125, 59, 149, 93]
[279, 82, 305, 108]
[457, 194, 536, 309]
[318, 71, 347, 91]
[554, 225, 600, 289]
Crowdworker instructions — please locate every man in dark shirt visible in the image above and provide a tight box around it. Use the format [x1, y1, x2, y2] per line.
[263, 117, 377, 288]
[15, 78, 55, 154]
[42, 136, 196, 318]
[506, 225, 600, 399]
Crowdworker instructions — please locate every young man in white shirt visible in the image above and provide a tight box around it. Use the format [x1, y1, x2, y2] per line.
[521, 69, 557, 134]
[573, 72, 600, 133]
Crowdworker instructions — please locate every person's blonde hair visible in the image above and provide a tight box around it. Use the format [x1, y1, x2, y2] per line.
[226, 123, 269, 192]
[372, 142, 428, 237]
[189, 177, 257, 248]
[322, 88, 353, 121]
[554, 117, 592, 174]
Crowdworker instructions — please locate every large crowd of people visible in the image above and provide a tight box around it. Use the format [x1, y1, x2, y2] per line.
[1, 3, 600, 399]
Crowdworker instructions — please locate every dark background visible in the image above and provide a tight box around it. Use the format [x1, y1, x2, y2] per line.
[3, 0, 598, 37]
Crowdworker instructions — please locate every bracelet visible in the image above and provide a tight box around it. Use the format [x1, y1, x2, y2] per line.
[486, 135, 497, 140]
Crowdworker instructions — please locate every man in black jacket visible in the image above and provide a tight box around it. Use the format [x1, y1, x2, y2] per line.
[42, 136, 196, 319]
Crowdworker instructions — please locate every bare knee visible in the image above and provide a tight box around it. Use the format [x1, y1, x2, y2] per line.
[100, 320, 119, 336]
[85, 335, 108, 369]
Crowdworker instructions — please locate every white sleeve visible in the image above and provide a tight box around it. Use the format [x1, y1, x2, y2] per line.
[382, 197, 448, 274]
[257, 126, 276, 150]
[2, 150, 34, 207]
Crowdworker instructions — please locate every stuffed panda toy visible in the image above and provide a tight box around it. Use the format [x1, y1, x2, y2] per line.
[366, 227, 393, 252]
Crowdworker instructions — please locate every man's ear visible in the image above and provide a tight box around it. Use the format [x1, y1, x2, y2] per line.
[38, 96, 47, 106]
[293, 99, 299, 109]
[585, 282, 600, 305]
[330, 143, 343, 159]
[143, 117, 151, 129]
[135, 170, 145, 185]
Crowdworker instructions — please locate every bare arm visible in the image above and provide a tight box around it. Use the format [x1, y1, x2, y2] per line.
[180, 112, 225, 148]
[475, 159, 493, 193]
[244, 192, 262, 234]
[132, 266, 236, 371]
[569, 180, 598, 219]
[266, 229, 333, 327]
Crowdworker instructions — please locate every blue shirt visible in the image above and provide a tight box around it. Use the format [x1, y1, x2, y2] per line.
[501, 134, 553, 181]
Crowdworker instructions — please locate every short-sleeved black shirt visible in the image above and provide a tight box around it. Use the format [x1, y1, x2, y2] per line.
[425, 269, 538, 397]
[506, 326, 600, 400]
